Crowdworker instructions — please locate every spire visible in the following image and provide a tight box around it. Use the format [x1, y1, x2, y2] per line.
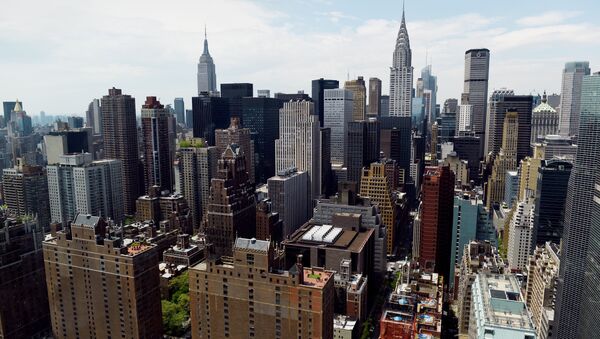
[401, 0, 406, 27]
[542, 90, 547, 103]
[202, 25, 210, 56]
[13, 99, 22, 112]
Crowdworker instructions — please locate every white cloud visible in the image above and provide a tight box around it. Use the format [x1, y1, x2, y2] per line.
[0, 0, 597, 115]
[516, 10, 582, 26]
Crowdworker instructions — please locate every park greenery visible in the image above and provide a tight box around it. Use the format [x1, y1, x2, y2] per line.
[162, 271, 190, 337]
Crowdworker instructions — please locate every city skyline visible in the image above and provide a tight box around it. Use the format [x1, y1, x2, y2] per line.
[1, 0, 599, 115]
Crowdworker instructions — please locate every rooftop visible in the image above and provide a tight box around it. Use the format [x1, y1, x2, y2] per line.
[235, 237, 270, 253]
[302, 267, 333, 288]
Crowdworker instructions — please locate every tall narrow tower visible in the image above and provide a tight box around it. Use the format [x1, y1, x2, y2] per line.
[197, 27, 217, 95]
[141, 96, 175, 193]
[389, 6, 413, 117]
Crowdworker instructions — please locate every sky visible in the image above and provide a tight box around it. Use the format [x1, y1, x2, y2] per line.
[1, 0, 599, 116]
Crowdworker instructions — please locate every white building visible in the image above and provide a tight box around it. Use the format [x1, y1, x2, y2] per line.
[275, 100, 321, 199]
[324, 89, 353, 165]
[267, 168, 310, 238]
[469, 273, 537, 339]
[507, 198, 535, 271]
[558, 61, 590, 136]
[47, 153, 123, 224]
[389, 8, 413, 117]
[333, 314, 357, 339]
[457, 104, 473, 133]
[197, 30, 217, 94]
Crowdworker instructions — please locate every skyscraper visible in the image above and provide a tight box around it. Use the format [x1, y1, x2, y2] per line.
[241, 97, 283, 183]
[486, 112, 518, 209]
[221, 83, 253, 118]
[418, 166, 454, 280]
[101, 87, 140, 215]
[141, 96, 175, 193]
[47, 153, 123, 224]
[275, 100, 321, 198]
[346, 119, 380, 184]
[462, 48, 489, 156]
[559, 72, 600, 337]
[204, 145, 256, 256]
[197, 29, 217, 95]
[456, 104, 472, 133]
[3, 101, 19, 125]
[380, 95, 390, 117]
[2, 160, 51, 230]
[174, 97, 185, 124]
[506, 198, 535, 271]
[344, 76, 367, 121]
[368, 77, 382, 117]
[268, 168, 310, 238]
[43, 214, 163, 338]
[379, 117, 412, 181]
[216, 117, 255, 184]
[192, 95, 230, 146]
[389, 8, 413, 117]
[178, 139, 218, 230]
[416, 65, 437, 125]
[558, 61, 590, 137]
[85, 99, 102, 135]
[311, 78, 339, 127]
[324, 88, 353, 165]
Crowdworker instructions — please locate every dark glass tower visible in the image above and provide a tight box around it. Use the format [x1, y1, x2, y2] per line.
[532, 159, 572, 245]
[487, 93, 533, 163]
[462, 48, 489, 157]
[191, 95, 230, 145]
[311, 78, 339, 127]
[241, 97, 283, 183]
[221, 83, 253, 119]
[555, 73, 600, 338]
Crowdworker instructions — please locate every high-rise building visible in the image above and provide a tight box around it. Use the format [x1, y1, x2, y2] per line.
[68, 116, 84, 129]
[189, 238, 335, 339]
[504, 170, 519, 208]
[506, 198, 535, 271]
[197, 29, 217, 95]
[518, 154, 542, 202]
[320, 127, 334, 197]
[47, 153, 123, 224]
[101, 87, 140, 215]
[456, 104, 472, 133]
[324, 88, 353, 165]
[380, 95, 390, 117]
[216, 117, 255, 184]
[416, 65, 437, 125]
[456, 241, 505, 335]
[418, 166, 454, 281]
[43, 214, 163, 338]
[379, 117, 412, 181]
[570, 72, 600, 338]
[531, 92, 559, 143]
[449, 191, 495, 289]
[311, 78, 339, 127]
[85, 99, 102, 135]
[204, 145, 256, 256]
[178, 139, 218, 230]
[275, 100, 321, 198]
[533, 159, 572, 245]
[344, 76, 367, 121]
[535, 134, 578, 161]
[3, 101, 19, 125]
[360, 162, 397, 255]
[389, 8, 413, 117]
[0, 212, 50, 338]
[174, 97, 185, 124]
[257, 89, 270, 98]
[192, 95, 230, 146]
[368, 77, 382, 117]
[469, 274, 536, 339]
[241, 97, 283, 183]
[558, 61, 590, 136]
[486, 92, 533, 163]
[268, 168, 310, 238]
[462, 48, 490, 156]
[486, 112, 518, 209]
[135, 188, 193, 235]
[44, 127, 95, 164]
[221, 83, 253, 118]
[141, 96, 175, 193]
[2, 160, 51, 230]
[345, 119, 380, 184]
[273, 91, 310, 101]
[526, 242, 560, 339]
[255, 198, 282, 241]
[185, 109, 193, 129]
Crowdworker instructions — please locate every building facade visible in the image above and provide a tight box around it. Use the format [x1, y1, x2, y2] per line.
[368, 77, 382, 117]
[324, 89, 353, 166]
[558, 61, 590, 136]
[215, 117, 255, 184]
[268, 168, 310, 239]
[344, 76, 367, 121]
[311, 78, 339, 127]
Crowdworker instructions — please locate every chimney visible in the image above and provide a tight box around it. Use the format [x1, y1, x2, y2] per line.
[297, 254, 304, 284]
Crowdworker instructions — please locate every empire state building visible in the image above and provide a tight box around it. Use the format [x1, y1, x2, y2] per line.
[389, 8, 413, 117]
[197, 29, 217, 95]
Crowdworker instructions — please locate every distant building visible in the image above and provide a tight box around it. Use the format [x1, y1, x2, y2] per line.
[344, 76, 367, 121]
[141, 96, 175, 193]
[368, 77, 382, 117]
[442, 151, 468, 186]
[324, 89, 353, 165]
[197, 30, 217, 95]
[189, 238, 335, 339]
[135, 187, 193, 235]
[178, 139, 218, 229]
[380, 95, 390, 117]
[257, 89, 270, 98]
[221, 83, 253, 118]
[192, 95, 229, 145]
[535, 135, 577, 161]
[101, 87, 140, 215]
[2, 101, 18, 125]
[273, 91, 310, 101]
[504, 170, 519, 208]
[174, 97, 185, 124]
[462, 48, 490, 156]
[389, 8, 413, 118]
[0, 212, 50, 338]
[255, 198, 282, 242]
[268, 168, 310, 238]
[68, 116, 84, 128]
[558, 61, 590, 136]
[531, 92, 559, 143]
[456, 104, 472, 133]
[469, 273, 536, 338]
[216, 117, 255, 184]
[346, 119, 379, 184]
[487, 112, 518, 209]
[44, 127, 94, 164]
[47, 153, 123, 224]
[507, 198, 535, 271]
[85, 99, 102, 135]
[204, 145, 255, 256]
[311, 78, 339, 127]
[2, 160, 51, 230]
